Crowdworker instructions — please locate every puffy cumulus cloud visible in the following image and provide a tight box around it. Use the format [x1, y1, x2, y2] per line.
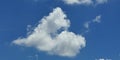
[12, 7, 86, 57]
[62, 0, 107, 5]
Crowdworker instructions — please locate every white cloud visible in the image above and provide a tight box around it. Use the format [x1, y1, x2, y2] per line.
[62, 0, 107, 5]
[95, 58, 112, 60]
[84, 15, 101, 29]
[95, 0, 108, 5]
[84, 21, 91, 29]
[93, 15, 101, 23]
[12, 7, 86, 57]
[62, 0, 93, 5]
[98, 59, 105, 60]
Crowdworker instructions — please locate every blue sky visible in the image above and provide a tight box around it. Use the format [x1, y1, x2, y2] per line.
[0, 0, 120, 60]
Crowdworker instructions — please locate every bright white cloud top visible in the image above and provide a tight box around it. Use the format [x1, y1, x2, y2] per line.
[12, 7, 86, 57]
[62, 0, 107, 5]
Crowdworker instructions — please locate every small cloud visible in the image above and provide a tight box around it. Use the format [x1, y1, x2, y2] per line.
[82, 15, 101, 34]
[95, 0, 108, 5]
[93, 15, 101, 23]
[97, 58, 105, 60]
[84, 15, 101, 29]
[84, 21, 91, 29]
[12, 7, 86, 57]
[61, 0, 108, 5]
[28, 54, 39, 60]
[62, 0, 93, 5]
[95, 58, 112, 60]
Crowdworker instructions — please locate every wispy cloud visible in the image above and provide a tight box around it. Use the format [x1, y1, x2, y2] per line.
[84, 21, 91, 29]
[95, 0, 108, 5]
[84, 15, 101, 29]
[12, 7, 86, 57]
[95, 58, 112, 60]
[62, 0, 108, 5]
[93, 15, 101, 23]
[62, 0, 93, 5]
[82, 15, 102, 34]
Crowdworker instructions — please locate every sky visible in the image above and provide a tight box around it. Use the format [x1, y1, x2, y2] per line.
[0, 0, 120, 60]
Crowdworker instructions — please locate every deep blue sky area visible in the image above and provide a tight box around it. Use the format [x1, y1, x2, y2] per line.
[0, 0, 120, 60]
